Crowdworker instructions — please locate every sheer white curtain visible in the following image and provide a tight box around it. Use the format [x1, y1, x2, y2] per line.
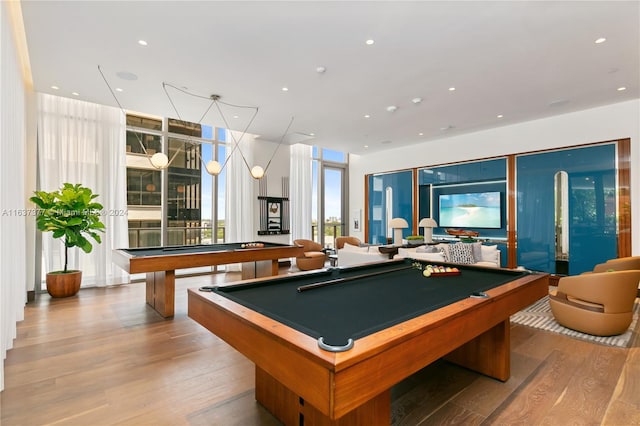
[224, 130, 256, 271]
[36, 93, 128, 287]
[0, 1, 27, 391]
[290, 143, 313, 240]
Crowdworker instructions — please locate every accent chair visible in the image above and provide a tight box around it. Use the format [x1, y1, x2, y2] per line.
[549, 270, 640, 336]
[335, 236, 362, 250]
[293, 239, 327, 271]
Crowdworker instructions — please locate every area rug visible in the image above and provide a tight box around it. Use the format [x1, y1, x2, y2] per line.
[510, 295, 639, 348]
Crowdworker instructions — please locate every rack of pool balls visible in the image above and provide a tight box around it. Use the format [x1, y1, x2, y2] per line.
[422, 264, 460, 277]
[240, 242, 265, 248]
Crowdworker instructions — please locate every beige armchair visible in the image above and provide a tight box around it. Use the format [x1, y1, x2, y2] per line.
[293, 239, 327, 271]
[591, 256, 640, 273]
[549, 270, 640, 336]
[335, 236, 362, 249]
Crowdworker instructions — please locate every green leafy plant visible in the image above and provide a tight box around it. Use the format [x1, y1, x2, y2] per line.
[406, 235, 424, 241]
[30, 183, 105, 273]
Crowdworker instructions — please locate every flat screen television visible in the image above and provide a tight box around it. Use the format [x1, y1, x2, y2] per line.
[438, 191, 501, 229]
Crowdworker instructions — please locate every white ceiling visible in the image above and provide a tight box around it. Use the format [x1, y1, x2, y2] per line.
[19, 1, 640, 154]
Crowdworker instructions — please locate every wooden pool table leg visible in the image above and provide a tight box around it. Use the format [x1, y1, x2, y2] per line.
[444, 318, 510, 381]
[270, 259, 279, 276]
[145, 270, 175, 318]
[255, 366, 390, 425]
[242, 260, 281, 280]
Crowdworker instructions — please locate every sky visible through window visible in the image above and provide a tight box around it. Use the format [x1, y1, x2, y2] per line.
[199, 129, 343, 222]
[200, 125, 225, 220]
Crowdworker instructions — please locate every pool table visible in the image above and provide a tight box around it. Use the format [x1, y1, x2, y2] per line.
[113, 241, 303, 317]
[188, 260, 549, 425]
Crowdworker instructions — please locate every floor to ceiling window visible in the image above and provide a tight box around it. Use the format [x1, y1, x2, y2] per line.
[126, 114, 163, 247]
[312, 147, 348, 248]
[125, 114, 227, 254]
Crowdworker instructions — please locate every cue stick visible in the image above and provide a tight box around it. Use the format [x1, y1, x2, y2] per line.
[297, 265, 412, 292]
[161, 244, 207, 251]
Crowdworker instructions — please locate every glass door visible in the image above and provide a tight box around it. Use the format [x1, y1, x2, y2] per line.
[322, 166, 345, 249]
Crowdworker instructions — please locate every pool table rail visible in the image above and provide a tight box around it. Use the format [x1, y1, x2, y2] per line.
[113, 245, 303, 274]
[113, 243, 304, 317]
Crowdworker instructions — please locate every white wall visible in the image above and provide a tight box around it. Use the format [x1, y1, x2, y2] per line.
[251, 138, 291, 244]
[348, 100, 640, 252]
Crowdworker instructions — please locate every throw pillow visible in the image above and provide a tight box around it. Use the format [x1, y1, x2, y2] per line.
[480, 245, 499, 263]
[471, 242, 483, 262]
[437, 244, 451, 262]
[416, 245, 438, 253]
[448, 243, 476, 264]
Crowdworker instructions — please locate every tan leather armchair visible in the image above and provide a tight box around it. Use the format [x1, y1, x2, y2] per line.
[591, 256, 640, 273]
[335, 236, 362, 249]
[549, 270, 640, 336]
[293, 239, 327, 271]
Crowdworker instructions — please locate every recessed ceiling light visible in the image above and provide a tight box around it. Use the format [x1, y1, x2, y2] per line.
[418, 132, 424, 136]
[316, 66, 326, 74]
[364, 145, 369, 148]
[365, 39, 375, 45]
[138, 40, 148, 46]
[117, 71, 138, 81]
[281, 87, 289, 92]
[448, 87, 456, 91]
[72, 92, 79, 96]
[595, 37, 606, 44]
[309, 133, 315, 136]
[549, 99, 569, 107]
[497, 114, 503, 118]
[386, 105, 398, 112]
[233, 115, 239, 119]
[412, 97, 422, 104]
[364, 114, 371, 119]
[617, 86, 627, 91]
[115, 88, 123, 92]
[51, 85, 59, 90]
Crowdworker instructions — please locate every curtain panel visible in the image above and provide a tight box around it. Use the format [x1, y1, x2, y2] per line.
[36, 93, 128, 287]
[0, 1, 28, 391]
[224, 130, 256, 270]
[289, 143, 313, 240]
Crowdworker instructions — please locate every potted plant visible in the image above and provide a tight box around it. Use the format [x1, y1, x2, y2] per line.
[406, 235, 425, 246]
[30, 183, 105, 297]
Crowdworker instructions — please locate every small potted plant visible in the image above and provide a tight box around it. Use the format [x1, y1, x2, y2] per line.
[406, 235, 425, 246]
[30, 183, 105, 297]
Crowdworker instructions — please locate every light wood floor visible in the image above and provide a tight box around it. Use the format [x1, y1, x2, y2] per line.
[2, 269, 639, 426]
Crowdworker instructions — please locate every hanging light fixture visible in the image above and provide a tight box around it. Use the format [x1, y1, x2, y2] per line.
[250, 165, 265, 179]
[163, 85, 261, 178]
[100, 65, 293, 179]
[150, 152, 169, 169]
[206, 160, 222, 175]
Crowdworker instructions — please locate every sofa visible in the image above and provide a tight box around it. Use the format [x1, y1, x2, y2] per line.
[336, 242, 389, 267]
[394, 242, 501, 267]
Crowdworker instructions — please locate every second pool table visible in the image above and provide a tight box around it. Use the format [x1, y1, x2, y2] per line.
[113, 241, 303, 317]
